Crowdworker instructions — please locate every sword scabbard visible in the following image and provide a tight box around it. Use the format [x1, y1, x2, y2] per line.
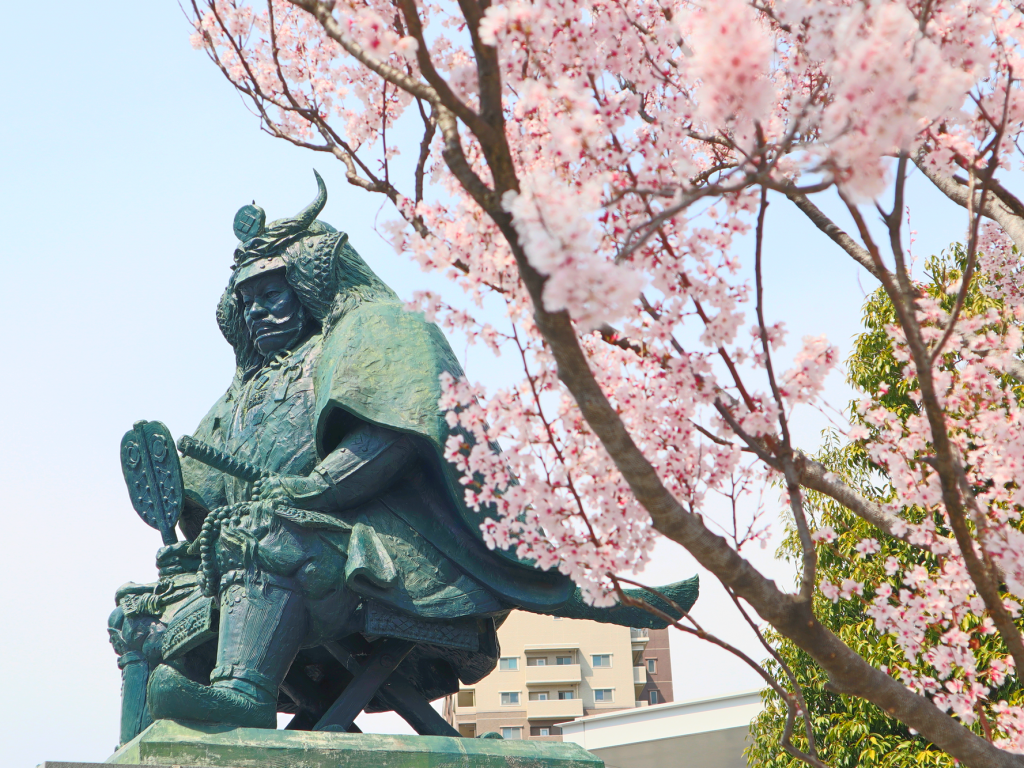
[176, 435, 265, 484]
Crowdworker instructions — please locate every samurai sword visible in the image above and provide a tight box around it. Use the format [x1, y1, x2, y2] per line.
[176, 435, 266, 483]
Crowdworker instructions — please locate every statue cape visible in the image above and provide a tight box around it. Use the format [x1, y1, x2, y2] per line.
[311, 300, 574, 612]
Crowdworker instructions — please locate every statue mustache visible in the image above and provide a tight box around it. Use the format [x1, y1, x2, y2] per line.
[251, 314, 297, 335]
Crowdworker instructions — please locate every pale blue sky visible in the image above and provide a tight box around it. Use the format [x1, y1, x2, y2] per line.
[0, 3, 979, 766]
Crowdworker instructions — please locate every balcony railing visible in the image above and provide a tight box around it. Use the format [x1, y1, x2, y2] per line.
[527, 697, 584, 720]
[633, 665, 647, 685]
[630, 627, 650, 647]
[525, 663, 582, 686]
[524, 641, 581, 652]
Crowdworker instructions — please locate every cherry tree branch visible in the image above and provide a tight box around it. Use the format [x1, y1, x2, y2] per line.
[509, 322, 602, 545]
[785, 190, 891, 285]
[793, 453, 949, 550]
[752, 184, 816, 600]
[413, 98, 436, 204]
[725, 586, 824, 767]
[195, 0, 436, 239]
[288, 0, 438, 103]
[931, 85, 1011, 363]
[915, 158, 1024, 252]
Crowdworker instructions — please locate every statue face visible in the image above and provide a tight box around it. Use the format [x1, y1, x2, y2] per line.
[237, 271, 307, 356]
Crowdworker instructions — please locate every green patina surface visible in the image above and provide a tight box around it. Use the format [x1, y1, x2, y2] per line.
[107, 720, 603, 768]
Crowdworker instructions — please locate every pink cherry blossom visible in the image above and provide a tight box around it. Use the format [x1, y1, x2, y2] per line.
[855, 538, 881, 558]
[811, 525, 837, 544]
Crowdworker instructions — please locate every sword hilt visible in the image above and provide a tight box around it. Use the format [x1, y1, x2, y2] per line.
[176, 435, 265, 484]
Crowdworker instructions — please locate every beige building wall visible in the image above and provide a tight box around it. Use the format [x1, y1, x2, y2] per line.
[445, 612, 668, 741]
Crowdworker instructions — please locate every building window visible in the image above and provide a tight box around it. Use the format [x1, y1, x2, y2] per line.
[527, 657, 548, 666]
[558, 690, 574, 700]
[529, 691, 550, 701]
[499, 657, 519, 671]
[555, 655, 574, 665]
[500, 691, 521, 706]
[650, 690, 660, 705]
[553, 616, 563, 620]
[531, 725, 562, 737]
[458, 723, 477, 738]
[457, 690, 475, 708]
[501, 726, 522, 740]
[646, 658, 657, 674]
[592, 654, 611, 668]
[594, 689, 614, 702]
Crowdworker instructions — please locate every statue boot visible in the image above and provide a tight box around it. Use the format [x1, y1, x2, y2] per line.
[551, 575, 700, 628]
[148, 576, 306, 728]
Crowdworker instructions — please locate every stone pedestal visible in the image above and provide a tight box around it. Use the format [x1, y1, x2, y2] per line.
[102, 720, 603, 767]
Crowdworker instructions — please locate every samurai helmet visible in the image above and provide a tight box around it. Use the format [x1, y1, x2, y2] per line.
[232, 169, 330, 285]
[216, 171, 397, 372]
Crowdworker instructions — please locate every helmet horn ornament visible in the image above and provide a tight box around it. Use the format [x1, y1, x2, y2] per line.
[232, 170, 328, 270]
[290, 169, 328, 231]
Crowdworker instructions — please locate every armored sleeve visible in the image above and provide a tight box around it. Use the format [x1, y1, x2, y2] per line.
[280, 421, 417, 512]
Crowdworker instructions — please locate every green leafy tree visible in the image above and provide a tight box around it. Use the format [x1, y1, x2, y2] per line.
[746, 245, 1024, 768]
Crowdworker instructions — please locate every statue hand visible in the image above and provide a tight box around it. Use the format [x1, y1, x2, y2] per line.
[156, 541, 200, 577]
[253, 473, 330, 508]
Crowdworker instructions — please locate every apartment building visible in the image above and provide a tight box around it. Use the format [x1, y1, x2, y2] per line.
[444, 611, 674, 741]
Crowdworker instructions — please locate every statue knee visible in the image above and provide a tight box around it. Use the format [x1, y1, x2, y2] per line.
[109, 607, 166, 667]
[108, 606, 127, 655]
